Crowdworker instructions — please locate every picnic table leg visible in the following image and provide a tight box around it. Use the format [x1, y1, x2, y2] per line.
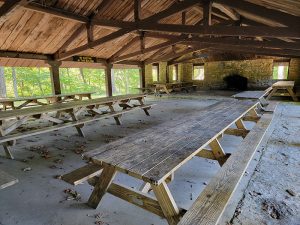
[235, 118, 247, 130]
[88, 165, 117, 209]
[2, 143, 14, 159]
[266, 87, 278, 100]
[137, 97, 150, 116]
[209, 139, 228, 166]
[69, 111, 85, 137]
[16, 100, 33, 109]
[151, 181, 180, 225]
[259, 97, 269, 106]
[286, 87, 298, 102]
[107, 104, 121, 125]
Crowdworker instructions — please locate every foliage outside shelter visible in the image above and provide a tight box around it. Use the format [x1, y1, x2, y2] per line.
[0, 67, 141, 98]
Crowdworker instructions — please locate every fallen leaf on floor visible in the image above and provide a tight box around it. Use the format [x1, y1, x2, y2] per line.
[64, 189, 81, 201]
[22, 167, 32, 172]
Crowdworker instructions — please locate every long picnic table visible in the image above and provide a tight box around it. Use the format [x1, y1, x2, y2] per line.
[0, 92, 95, 110]
[0, 94, 154, 159]
[152, 82, 197, 95]
[267, 81, 298, 101]
[82, 100, 261, 225]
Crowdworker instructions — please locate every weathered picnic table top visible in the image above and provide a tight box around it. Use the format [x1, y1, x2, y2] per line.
[0, 94, 146, 120]
[272, 81, 295, 88]
[0, 92, 95, 103]
[0, 170, 18, 190]
[85, 100, 257, 185]
[233, 90, 267, 99]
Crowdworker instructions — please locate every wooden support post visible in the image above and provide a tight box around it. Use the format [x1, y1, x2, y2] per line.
[151, 181, 180, 225]
[203, 0, 212, 26]
[49, 61, 62, 95]
[140, 64, 146, 89]
[88, 165, 117, 209]
[0, 67, 7, 98]
[235, 118, 247, 130]
[106, 64, 113, 97]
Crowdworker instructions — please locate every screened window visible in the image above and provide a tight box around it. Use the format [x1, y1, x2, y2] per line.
[0, 67, 52, 98]
[173, 65, 178, 81]
[152, 64, 159, 82]
[273, 62, 289, 80]
[112, 69, 141, 96]
[193, 64, 204, 80]
[60, 68, 106, 97]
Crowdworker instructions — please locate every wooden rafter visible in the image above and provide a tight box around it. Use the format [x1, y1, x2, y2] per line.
[57, 0, 112, 53]
[0, 0, 28, 23]
[213, 3, 239, 21]
[56, 0, 202, 60]
[109, 36, 141, 62]
[138, 24, 300, 39]
[112, 39, 185, 63]
[214, 0, 300, 27]
[203, 0, 212, 26]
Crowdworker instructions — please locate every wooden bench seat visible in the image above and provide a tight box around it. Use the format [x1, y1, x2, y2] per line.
[178, 113, 273, 225]
[62, 164, 103, 185]
[0, 170, 18, 190]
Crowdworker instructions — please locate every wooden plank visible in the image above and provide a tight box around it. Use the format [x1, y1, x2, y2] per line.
[89, 101, 258, 185]
[62, 164, 103, 185]
[178, 114, 273, 225]
[0, 170, 18, 190]
[214, 0, 300, 27]
[87, 165, 117, 209]
[88, 178, 165, 217]
[109, 182, 165, 217]
[151, 181, 180, 225]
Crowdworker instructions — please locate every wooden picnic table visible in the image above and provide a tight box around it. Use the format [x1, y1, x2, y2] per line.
[0, 170, 18, 190]
[0, 92, 95, 110]
[267, 81, 298, 101]
[153, 82, 196, 95]
[232, 87, 278, 113]
[0, 94, 154, 159]
[83, 100, 260, 225]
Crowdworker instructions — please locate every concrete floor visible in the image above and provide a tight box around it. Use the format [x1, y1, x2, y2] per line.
[0, 91, 299, 225]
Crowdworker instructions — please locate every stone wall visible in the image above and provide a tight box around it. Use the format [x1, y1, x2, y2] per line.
[145, 58, 300, 89]
[182, 59, 274, 89]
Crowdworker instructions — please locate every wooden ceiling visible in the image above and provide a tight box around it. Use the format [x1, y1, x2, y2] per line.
[0, 0, 300, 66]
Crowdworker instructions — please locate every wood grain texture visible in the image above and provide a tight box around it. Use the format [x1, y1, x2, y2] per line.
[88, 100, 258, 185]
[178, 113, 273, 225]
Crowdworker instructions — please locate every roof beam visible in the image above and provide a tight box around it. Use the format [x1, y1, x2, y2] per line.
[0, 0, 27, 23]
[212, 2, 239, 21]
[138, 24, 300, 39]
[57, 0, 112, 53]
[57, 0, 202, 60]
[203, 0, 212, 26]
[111, 39, 184, 63]
[134, 0, 142, 21]
[145, 46, 207, 64]
[109, 36, 141, 61]
[213, 0, 300, 27]
[210, 45, 300, 58]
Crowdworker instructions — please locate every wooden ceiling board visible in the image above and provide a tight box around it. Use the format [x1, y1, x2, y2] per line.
[247, 0, 300, 16]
